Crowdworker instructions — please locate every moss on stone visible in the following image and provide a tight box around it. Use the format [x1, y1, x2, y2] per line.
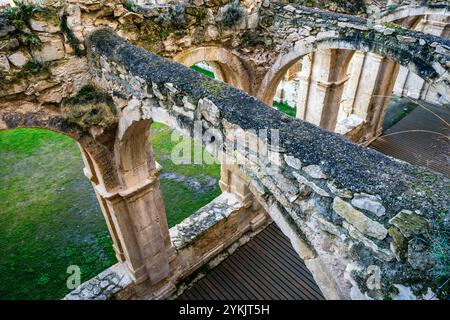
[382, 22, 407, 32]
[135, 18, 176, 53]
[220, 0, 244, 28]
[62, 86, 117, 130]
[199, 78, 227, 96]
[123, 0, 138, 13]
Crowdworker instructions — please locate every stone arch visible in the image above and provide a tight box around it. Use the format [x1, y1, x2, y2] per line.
[379, 4, 449, 24]
[383, 8, 450, 104]
[115, 118, 156, 190]
[173, 46, 252, 93]
[112, 117, 172, 285]
[0, 108, 120, 191]
[258, 38, 447, 106]
[0, 124, 128, 285]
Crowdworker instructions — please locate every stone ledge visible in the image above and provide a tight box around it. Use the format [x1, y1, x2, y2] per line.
[63, 262, 133, 300]
[169, 192, 243, 249]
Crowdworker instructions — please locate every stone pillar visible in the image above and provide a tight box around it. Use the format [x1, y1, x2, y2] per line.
[295, 49, 353, 131]
[337, 51, 366, 125]
[337, 52, 399, 142]
[79, 146, 126, 264]
[93, 172, 172, 286]
[219, 163, 253, 206]
[111, 118, 173, 287]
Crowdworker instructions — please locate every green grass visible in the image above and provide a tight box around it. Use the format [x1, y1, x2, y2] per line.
[0, 129, 116, 300]
[151, 123, 221, 226]
[273, 100, 297, 117]
[191, 64, 215, 79]
[0, 124, 220, 299]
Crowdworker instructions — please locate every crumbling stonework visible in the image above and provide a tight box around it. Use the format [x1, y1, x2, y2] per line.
[0, 0, 449, 300]
[63, 263, 133, 300]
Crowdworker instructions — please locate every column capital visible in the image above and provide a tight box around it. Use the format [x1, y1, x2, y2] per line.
[118, 176, 159, 200]
[317, 76, 349, 88]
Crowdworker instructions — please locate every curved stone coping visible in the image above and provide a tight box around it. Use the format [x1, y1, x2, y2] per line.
[169, 192, 243, 249]
[88, 28, 448, 218]
[63, 263, 133, 300]
[268, 2, 450, 85]
[88, 29, 449, 298]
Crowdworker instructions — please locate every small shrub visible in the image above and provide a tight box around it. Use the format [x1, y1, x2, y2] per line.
[23, 59, 45, 74]
[0, 1, 46, 48]
[221, 0, 244, 28]
[123, 0, 138, 13]
[196, 8, 206, 21]
[171, 4, 186, 28]
[2, 1, 37, 30]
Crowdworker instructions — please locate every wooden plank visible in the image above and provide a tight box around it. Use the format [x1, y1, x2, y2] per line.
[257, 229, 324, 295]
[177, 223, 325, 300]
[248, 236, 324, 299]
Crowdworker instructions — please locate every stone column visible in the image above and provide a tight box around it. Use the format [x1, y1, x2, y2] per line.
[336, 52, 399, 142]
[337, 51, 366, 125]
[295, 49, 353, 131]
[79, 146, 126, 264]
[364, 58, 400, 140]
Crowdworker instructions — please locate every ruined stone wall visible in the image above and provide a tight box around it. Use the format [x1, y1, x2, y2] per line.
[64, 191, 269, 300]
[87, 28, 449, 300]
[1, 0, 449, 300]
[2, 0, 448, 116]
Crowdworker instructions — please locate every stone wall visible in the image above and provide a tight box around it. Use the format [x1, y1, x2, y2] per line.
[1, 0, 448, 119]
[87, 28, 449, 299]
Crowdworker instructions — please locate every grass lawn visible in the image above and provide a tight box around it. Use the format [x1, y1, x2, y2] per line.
[273, 101, 297, 117]
[152, 122, 221, 226]
[0, 124, 220, 299]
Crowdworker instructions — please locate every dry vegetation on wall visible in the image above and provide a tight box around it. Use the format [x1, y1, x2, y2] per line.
[62, 85, 117, 130]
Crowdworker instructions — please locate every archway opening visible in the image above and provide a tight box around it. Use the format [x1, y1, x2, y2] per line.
[174, 46, 251, 93]
[0, 128, 116, 299]
[272, 60, 301, 117]
[150, 122, 222, 227]
[191, 61, 218, 80]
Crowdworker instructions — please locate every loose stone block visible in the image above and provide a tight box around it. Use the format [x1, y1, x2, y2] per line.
[303, 164, 327, 179]
[389, 210, 429, 238]
[333, 197, 387, 240]
[32, 36, 65, 63]
[284, 154, 302, 170]
[351, 193, 386, 217]
[293, 172, 330, 198]
[0, 54, 10, 72]
[8, 51, 30, 68]
[199, 98, 221, 126]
